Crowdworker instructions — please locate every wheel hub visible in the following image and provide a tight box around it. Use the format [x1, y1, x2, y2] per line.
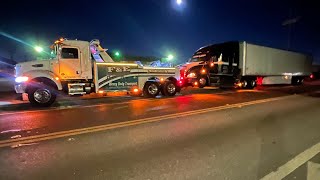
[34, 89, 51, 104]
[148, 84, 158, 95]
[251, 80, 256, 87]
[167, 84, 176, 94]
[199, 78, 206, 86]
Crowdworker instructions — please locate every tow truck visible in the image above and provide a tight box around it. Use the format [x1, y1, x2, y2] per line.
[14, 38, 180, 107]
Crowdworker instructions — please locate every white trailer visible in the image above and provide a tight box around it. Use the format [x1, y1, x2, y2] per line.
[241, 42, 312, 85]
[14, 38, 180, 107]
[179, 41, 313, 88]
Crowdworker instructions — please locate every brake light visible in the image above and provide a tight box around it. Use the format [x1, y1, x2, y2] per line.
[310, 74, 314, 79]
[257, 77, 263, 85]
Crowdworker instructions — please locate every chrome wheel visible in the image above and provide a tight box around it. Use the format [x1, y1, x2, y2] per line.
[199, 78, 207, 86]
[250, 80, 256, 87]
[33, 89, 51, 104]
[242, 80, 248, 88]
[148, 84, 159, 95]
[167, 83, 176, 94]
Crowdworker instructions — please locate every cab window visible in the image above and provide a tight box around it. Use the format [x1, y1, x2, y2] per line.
[61, 48, 79, 59]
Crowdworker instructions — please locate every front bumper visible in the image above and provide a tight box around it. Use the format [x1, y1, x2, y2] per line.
[15, 83, 27, 94]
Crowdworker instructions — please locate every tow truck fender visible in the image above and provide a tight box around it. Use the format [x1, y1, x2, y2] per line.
[24, 70, 63, 90]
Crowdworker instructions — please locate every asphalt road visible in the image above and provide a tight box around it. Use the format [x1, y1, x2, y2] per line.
[1, 84, 320, 180]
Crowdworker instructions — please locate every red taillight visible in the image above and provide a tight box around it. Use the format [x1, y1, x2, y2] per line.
[257, 77, 263, 86]
[310, 74, 314, 79]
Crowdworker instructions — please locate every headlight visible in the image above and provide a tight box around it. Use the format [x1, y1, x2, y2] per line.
[15, 76, 29, 83]
[187, 72, 196, 78]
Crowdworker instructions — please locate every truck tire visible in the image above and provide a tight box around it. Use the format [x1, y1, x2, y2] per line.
[246, 79, 256, 89]
[162, 80, 177, 96]
[250, 79, 256, 88]
[242, 80, 248, 89]
[292, 77, 303, 86]
[198, 77, 207, 88]
[28, 83, 56, 107]
[143, 82, 160, 98]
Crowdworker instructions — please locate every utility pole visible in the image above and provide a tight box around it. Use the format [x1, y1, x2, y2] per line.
[282, 9, 300, 50]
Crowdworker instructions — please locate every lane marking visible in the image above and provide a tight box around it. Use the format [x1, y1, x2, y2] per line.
[112, 105, 128, 110]
[307, 161, 320, 180]
[261, 142, 320, 180]
[0, 95, 294, 148]
[0, 129, 22, 134]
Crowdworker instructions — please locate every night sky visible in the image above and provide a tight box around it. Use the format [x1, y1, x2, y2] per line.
[0, 0, 319, 63]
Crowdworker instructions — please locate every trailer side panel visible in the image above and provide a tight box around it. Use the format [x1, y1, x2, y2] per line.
[243, 43, 312, 76]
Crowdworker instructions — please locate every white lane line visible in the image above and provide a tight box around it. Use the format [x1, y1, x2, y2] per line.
[261, 142, 320, 180]
[0, 101, 12, 105]
[112, 105, 128, 110]
[307, 161, 320, 180]
[0, 129, 22, 134]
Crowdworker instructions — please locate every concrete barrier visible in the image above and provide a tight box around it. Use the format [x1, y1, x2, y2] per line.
[0, 78, 15, 92]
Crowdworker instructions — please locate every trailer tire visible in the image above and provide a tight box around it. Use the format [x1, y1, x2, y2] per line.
[246, 79, 256, 89]
[143, 82, 160, 98]
[27, 82, 56, 107]
[292, 77, 303, 86]
[162, 80, 177, 96]
[242, 80, 248, 89]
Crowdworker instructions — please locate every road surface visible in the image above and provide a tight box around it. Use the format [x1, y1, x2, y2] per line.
[1, 84, 320, 180]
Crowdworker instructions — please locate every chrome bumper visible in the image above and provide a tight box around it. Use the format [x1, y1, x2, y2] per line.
[15, 83, 27, 94]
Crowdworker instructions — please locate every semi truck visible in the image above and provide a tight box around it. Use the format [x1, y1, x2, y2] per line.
[14, 38, 180, 107]
[178, 41, 313, 89]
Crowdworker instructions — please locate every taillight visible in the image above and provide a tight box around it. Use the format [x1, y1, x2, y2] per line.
[310, 74, 314, 79]
[257, 77, 263, 85]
